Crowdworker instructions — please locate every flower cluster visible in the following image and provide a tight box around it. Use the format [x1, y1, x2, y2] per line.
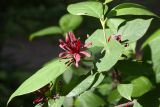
[59, 32, 91, 67]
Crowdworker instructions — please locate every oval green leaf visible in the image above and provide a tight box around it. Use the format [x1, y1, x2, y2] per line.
[107, 3, 158, 17]
[118, 18, 152, 43]
[67, 1, 108, 18]
[117, 84, 133, 100]
[59, 14, 83, 32]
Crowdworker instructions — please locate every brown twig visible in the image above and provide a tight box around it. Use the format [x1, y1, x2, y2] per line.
[115, 100, 137, 107]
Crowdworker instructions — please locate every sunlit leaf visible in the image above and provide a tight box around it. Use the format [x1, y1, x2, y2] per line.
[104, 0, 113, 4]
[75, 91, 105, 107]
[133, 101, 142, 107]
[67, 1, 108, 18]
[107, 18, 125, 34]
[107, 3, 158, 17]
[117, 84, 133, 100]
[8, 59, 66, 104]
[86, 29, 110, 48]
[67, 74, 96, 97]
[91, 73, 105, 89]
[96, 39, 124, 72]
[29, 26, 62, 40]
[118, 18, 152, 43]
[48, 97, 65, 107]
[131, 76, 153, 97]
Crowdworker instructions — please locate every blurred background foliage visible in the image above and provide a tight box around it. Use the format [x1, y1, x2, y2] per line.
[0, 0, 160, 107]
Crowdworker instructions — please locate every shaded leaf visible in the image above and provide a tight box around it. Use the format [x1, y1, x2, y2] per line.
[59, 14, 83, 32]
[63, 70, 73, 84]
[142, 29, 160, 49]
[67, 1, 108, 18]
[145, 36, 160, 83]
[107, 89, 122, 104]
[97, 83, 112, 95]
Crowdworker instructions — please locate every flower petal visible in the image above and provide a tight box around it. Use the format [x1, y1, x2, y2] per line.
[84, 42, 92, 48]
[68, 32, 77, 42]
[76, 39, 81, 52]
[80, 51, 91, 57]
[74, 54, 81, 67]
[65, 34, 70, 43]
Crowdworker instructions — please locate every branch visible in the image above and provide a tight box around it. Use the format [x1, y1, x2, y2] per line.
[115, 100, 137, 107]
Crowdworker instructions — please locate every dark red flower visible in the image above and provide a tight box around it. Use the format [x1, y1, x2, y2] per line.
[59, 32, 91, 67]
[108, 35, 122, 42]
[108, 34, 129, 47]
[33, 97, 44, 104]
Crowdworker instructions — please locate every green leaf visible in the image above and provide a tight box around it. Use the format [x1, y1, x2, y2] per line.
[63, 70, 73, 84]
[104, 0, 113, 4]
[67, 1, 108, 18]
[91, 73, 105, 89]
[68, 65, 91, 76]
[29, 26, 62, 40]
[96, 39, 124, 72]
[107, 89, 122, 104]
[131, 76, 153, 97]
[142, 29, 160, 49]
[7, 59, 66, 104]
[133, 101, 142, 107]
[63, 97, 73, 107]
[48, 97, 65, 107]
[35, 103, 43, 107]
[59, 14, 83, 32]
[117, 84, 133, 100]
[86, 29, 113, 48]
[118, 18, 152, 43]
[107, 18, 125, 34]
[107, 3, 158, 17]
[97, 83, 112, 95]
[75, 91, 105, 107]
[145, 36, 160, 83]
[67, 74, 96, 97]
